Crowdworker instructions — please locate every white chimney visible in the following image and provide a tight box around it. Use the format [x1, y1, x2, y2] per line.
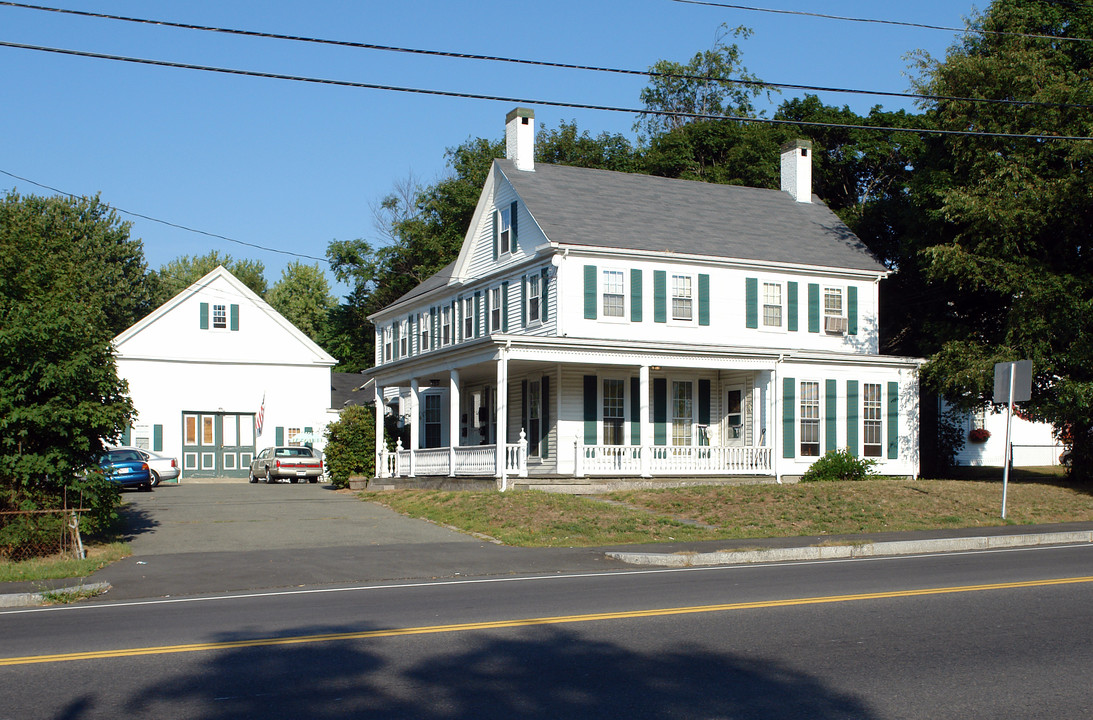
[505, 107, 535, 172]
[780, 139, 812, 203]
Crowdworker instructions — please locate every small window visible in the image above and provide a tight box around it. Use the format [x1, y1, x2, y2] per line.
[212, 304, 227, 329]
[442, 307, 452, 345]
[763, 283, 783, 328]
[384, 326, 393, 362]
[824, 288, 844, 318]
[601, 270, 625, 318]
[464, 297, 474, 339]
[863, 383, 883, 457]
[527, 274, 541, 324]
[287, 428, 301, 446]
[419, 312, 430, 352]
[603, 379, 625, 445]
[672, 275, 693, 322]
[499, 207, 512, 255]
[490, 287, 502, 332]
[800, 381, 820, 456]
[399, 319, 409, 357]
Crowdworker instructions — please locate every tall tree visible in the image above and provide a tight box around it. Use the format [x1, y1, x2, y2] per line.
[0, 192, 143, 507]
[152, 250, 267, 306]
[909, 0, 1093, 477]
[266, 261, 336, 342]
[635, 24, 770, 138]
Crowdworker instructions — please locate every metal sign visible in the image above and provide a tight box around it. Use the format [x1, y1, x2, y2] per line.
[994, 360, 1032, 404]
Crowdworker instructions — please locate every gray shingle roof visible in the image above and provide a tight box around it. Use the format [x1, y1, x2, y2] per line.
[497, 159, 886, 273]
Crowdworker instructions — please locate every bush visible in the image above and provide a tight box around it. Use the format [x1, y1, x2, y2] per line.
[0, 474, 120, 559]
[324, 405, 376, 489]
[800, 448, 878, 482]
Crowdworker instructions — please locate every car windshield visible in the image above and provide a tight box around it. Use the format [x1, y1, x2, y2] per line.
[275, 448, 313, 457]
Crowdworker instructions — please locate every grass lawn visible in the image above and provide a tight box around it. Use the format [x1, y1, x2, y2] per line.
[358, 472, 1093, 548]
[0, 543, 131, 584]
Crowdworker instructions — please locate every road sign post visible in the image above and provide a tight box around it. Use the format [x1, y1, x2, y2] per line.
[994, 360, 1032, 519]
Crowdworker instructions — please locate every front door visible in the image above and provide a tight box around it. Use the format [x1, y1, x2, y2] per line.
[182, 412, 256, 478]
[724, 386, 745, 447]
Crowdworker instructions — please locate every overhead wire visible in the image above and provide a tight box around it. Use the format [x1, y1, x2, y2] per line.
[0, 1, 1090, 111]
[669, 0, 1093, 43]
[1, 40, 1091, 141]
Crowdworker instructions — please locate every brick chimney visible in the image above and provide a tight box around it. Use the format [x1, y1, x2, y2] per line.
[505, 107, 535, 172]
[780, 139, 812, 203]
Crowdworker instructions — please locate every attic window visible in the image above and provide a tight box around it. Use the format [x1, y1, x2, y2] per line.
[212, 304, 227, 329]
[499, 207, 512, 254]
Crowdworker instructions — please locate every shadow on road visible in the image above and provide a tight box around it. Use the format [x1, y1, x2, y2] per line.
[115, 503, 159, 543]
[99, 623, 872, 719]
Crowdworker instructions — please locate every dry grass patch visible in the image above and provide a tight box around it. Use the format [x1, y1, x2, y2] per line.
[0, 542, 131, 583]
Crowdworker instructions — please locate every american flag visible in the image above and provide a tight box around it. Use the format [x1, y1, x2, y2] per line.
[256, 393, 266, 436]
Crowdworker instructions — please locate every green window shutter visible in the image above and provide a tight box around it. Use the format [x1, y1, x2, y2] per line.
[653, 378, 667, 446]
[492, 210, 499, 261]
[887, 381, 899, 459]
[698, 274, 710, 326]
[653, 270, 667, 323]
[199, 302, 209, 329]
[782, 377, 796, 459]
[787, 282, 798, 332]
[230, 304, 240, 331]
[630, 269, 643, 322]
[848, 286, 858, 335]
[153, 424, 163, 452]
[475, 292, 481, 337]
[808, 283, 820, 333]
[541, 375, 550, 459]
[825, 379, 837, 454]
[584, 265, 598, 319]
[745, 278, 758, 328]
[502, 281, 509, 332]
[846, 380, 859, 457]
[304, 426, 313, 446]
[630, 377, 641, 446]
[122, 425, 132, 445]
[540, 268, 549, 322]
[510, 201, 519, 250]
[521, 275, 527, 327]
[275, 427, 284, 445]
[698, 379, 711, 425]
[583, 375, 598, 445]
[393, 322, 400, 357]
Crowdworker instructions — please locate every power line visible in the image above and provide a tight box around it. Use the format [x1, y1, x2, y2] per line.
[670, 0, 1093, 43]
[0, 168, 330, 265]
[1, 1, 1089, 111]
[2, 39, 1091, 141]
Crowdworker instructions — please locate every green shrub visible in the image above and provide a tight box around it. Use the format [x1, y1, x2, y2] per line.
[800, 448, 879, 482]
[324, 405, 376, 489]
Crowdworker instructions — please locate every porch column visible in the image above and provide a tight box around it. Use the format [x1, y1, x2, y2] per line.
[449, 370, 460, 477]
[639, 365, 651, 478]
[374, 385, 386, 478]
[496, 349, 509, 487]
[408, 379, 419, 477]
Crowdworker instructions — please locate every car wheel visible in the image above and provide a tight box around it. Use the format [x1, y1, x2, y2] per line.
[266, 468, 275, 484]
[149, 470, 161, 488]
[248, 469, 258, 483]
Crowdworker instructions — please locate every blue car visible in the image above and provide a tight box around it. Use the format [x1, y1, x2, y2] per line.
[96, 448, 154, 491]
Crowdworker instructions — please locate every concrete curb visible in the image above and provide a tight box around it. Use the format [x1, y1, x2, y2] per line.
[606, 531, 1093, 567]
[0, 581, 111, 608]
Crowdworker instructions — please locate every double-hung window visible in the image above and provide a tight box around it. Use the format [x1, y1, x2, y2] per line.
[824, 287, 843, 319]
[498, 207, 512, 255]
[384, 326, 393, 362]
[863, 383, 883, 457]
[672, 381, 693, 446]
[671, 275, 693, 322]
[441, 307, 452, 346]
[800, 381, 820, 456]
[463, 297, 474, 339]
[763, 282, 783, 328]
[527, 274, 541, 324]
[602, 270, 625, 318]
[603, 379, 625, 445]
[419, 312, 430, 352]
[490, 287, 502, 332]
[399, 319, 409, 357]
[212, 304, 227, 329]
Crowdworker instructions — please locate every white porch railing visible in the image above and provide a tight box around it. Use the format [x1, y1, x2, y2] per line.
[576, 443, 772, 476]
[383, 434, 528, 478]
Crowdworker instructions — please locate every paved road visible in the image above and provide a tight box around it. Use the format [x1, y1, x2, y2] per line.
[3, 543, 1091, 719]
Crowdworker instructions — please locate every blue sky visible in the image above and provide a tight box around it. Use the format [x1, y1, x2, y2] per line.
[1, 1, 979, 298]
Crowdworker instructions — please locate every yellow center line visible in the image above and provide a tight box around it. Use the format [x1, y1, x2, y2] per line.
[4, 575, 1092, 667]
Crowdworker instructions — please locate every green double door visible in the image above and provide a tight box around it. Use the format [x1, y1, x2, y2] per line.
[182, 412, 256, 478]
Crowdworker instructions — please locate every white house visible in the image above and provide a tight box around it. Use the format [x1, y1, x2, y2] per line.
[113, 266, 338, 479]
[945, 401, 1062, 467]
[365, 108, 922, 489]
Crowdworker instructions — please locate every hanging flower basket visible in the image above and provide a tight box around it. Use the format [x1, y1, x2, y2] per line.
[968, 428, 991, 443]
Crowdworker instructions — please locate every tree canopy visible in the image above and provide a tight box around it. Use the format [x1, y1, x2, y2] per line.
[267, 261, 336, 343]
[151, 250, 267, 307]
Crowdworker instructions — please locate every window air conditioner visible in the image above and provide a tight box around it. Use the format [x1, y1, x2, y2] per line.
[824, 316, 848, 334]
